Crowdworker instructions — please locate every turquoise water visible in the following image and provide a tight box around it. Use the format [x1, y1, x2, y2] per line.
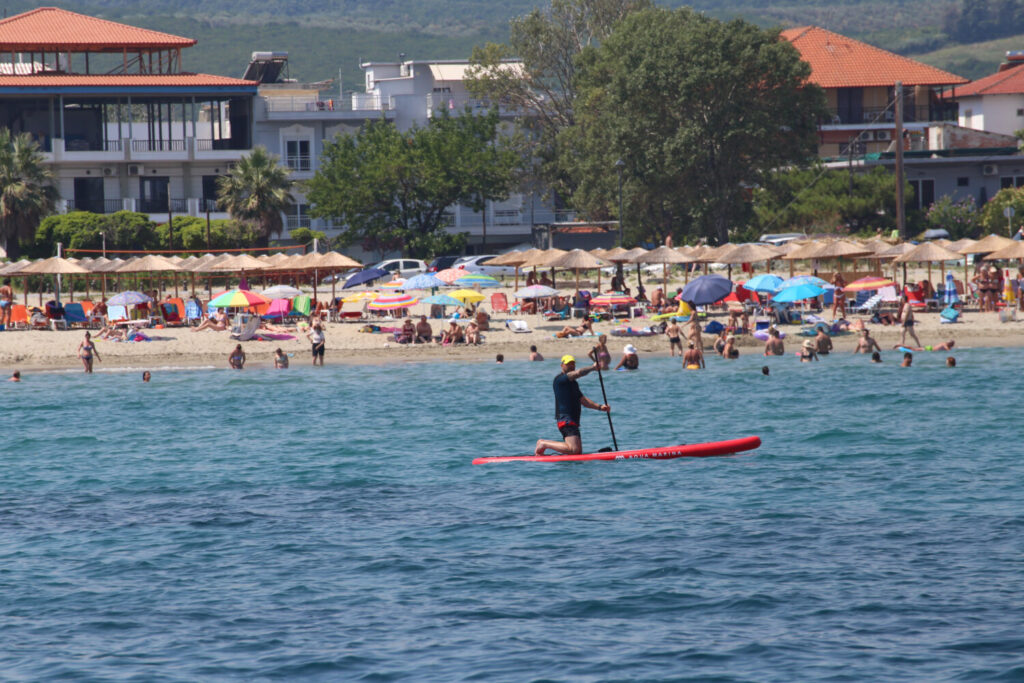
[2, 349, 1022, 681]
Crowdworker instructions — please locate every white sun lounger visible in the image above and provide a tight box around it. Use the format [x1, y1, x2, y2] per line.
[505, 319, 532, 333]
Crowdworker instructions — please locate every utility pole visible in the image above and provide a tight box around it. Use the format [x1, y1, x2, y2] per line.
[206, 201, 212, 251]
[894, 81, 906, 241]
[167, 191, 174, 251]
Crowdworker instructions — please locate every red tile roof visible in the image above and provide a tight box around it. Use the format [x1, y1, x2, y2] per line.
[0, 73, 257, 89]
[956, 64, 1024, 96]
[780, 26, 967, 89]
[0, 7, 195, 51]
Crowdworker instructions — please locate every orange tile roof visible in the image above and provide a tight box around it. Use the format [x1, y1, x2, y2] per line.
[956, 64, 1024, 96]
[0, 73, 257, 90]
[780, 26, 967, 89]
[0, 7, 195, 51]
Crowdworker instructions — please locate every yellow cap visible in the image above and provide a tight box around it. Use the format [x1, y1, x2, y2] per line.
[561, 354, 576, 365]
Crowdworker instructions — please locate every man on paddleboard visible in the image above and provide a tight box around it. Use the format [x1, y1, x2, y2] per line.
[534, 355, 610, 456]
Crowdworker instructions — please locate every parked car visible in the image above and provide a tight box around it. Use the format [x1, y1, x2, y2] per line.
[370, 259, 429, 279]
[429, 255, 462, 272]
[452, 254, 517, 277]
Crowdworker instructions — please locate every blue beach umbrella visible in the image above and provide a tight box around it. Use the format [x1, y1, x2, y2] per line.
[403, 273, 447, 290]
[680, 274, 733, 305]
[343, 268, 389, 289]
[744, 273, 784, 293]
[420, 294, 464, 307]
[777, 275, 831, 291]
[772, 283, 824, 303]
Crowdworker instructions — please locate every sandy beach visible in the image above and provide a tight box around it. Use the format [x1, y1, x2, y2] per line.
[2, 277, 1022, 372]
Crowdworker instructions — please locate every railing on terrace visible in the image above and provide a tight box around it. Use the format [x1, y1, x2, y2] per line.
[425, 93, 518, 116]
[138, 198, 188, 213]
[66, 199, 125, 214]
[285, 215, 312, 229]
[64, 139, 124, 152]
[262, 94, 386, 113]
[285, 155, 312, 172]
[824, 103, 959, 126]
[131, 139, 186, 152]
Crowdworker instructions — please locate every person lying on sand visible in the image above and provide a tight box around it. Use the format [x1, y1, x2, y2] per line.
[895, 339, 956, 352]
[192, 309, 229, 332]
[556, 318, 594, 338]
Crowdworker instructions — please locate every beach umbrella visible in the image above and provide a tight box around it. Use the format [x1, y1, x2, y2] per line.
[589, 293, 637, 307]
[342, 291, 378, 304]
[715, 243, 781, 265]
[772, 283, 824, 303]
[894, 241, 964, 286]
[343, 267, 389, 288]
[448, 288, 486, 304]
[631, 244, 693, 290]
[777, 275, 830, 290]
[107, 290, 153, 306]
[743, 273, 785, 293]
[434, 268, 468, 284]
[680, 274, 733, 305]
[381, 278, 407, 289]
[403, 273, 447, 290]
[454, 273, 501, 288]
[22, 256, 91, 304]
[542, 248, 609, 293]
[367, 292, 418, 310]
[844, 276, 897, 292]
[488, 248, 540, 291]
[209, 288, 270, 308]
[420, 293, 465, 307]
[982, 240, 1024, 260]
[959, 234, 1015, 255]
[261, 284, 303, 299]
[514, 284, 559, 298]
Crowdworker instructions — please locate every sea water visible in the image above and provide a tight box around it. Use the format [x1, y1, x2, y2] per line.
[1, 348, 1022, 681]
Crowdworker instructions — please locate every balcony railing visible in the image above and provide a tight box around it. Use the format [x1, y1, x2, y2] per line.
[138, 197, 188, 213]
[64, 139, 124, 152]
[285, 156, 312, 171]
[131, 139, 186, 152]
[825, 102, 959, 126]
[285, 215, 312, 229]
[66, 198, 125, 214]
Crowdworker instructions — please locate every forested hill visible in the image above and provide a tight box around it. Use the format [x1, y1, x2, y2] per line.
[2, 0, 1021, 85]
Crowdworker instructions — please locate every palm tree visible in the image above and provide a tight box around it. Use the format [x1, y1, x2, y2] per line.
[0, 129, 59, 259]
[217, 146, 294, 248]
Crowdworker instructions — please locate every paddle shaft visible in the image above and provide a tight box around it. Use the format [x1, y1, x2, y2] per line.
[594, 354, 619, 451]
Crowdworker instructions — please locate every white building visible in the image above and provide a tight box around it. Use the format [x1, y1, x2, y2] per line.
[253, 54, 568, 253]
[957, 52, 1024, 137]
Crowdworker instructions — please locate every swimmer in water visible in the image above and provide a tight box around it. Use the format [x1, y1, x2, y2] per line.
[142, 371, 151, 382]
[9, 370, 20, 382]
[946, 356, 956, 367]
[901, 351, 913, 367]
[871, 351, 882, 363]
[854, 329, 882, 355]
[896, 339, 956, 352]
[800, 339, 819, 362]
[682, 341, 704, 369]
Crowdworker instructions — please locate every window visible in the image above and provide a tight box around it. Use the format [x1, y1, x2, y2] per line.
[284, 203, 310, 228]
[494, 209, 520, 225]
[139, 176, 169, 213]
[908, 179, 935, 210]
[957, 176, 969, 187]
[1017, 108, 1024, 117]
[202, 175, 225, 211]
[1000, 176, 1024, 189]
[285, 139, 311, 171]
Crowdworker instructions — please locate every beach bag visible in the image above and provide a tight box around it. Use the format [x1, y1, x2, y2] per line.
[704, 320, 724, 334]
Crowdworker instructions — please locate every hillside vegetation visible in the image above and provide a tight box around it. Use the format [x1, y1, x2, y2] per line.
[0, 0, 1016, 84]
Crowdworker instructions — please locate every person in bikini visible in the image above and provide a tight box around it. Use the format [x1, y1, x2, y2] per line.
[77, 331, 100, 373]
[192, 309, 229, 332]
[800, 339, 819, 362]
[722, 334, 739, 359]
[763, 327, 784, 356]
[831, 272, 847, 319]
[683, 341, 704, 369]
[897, 339, 956, 352]
[0, 278, 13, 329]
[228, 343, 246, 369]
[534, 354, 610, 456]
[556, 318, 594, 338]
[665, 319, 684, 356]
[587, 334, 611, 370]
[274, 348, 289, 369]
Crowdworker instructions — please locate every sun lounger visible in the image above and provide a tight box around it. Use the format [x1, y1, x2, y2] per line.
[63, 302, 89, 328]
[185, 299, 203, 326]
[505, 319, 532, 333]
[8, 304, 28, 330]
[230, 314, 261, 341]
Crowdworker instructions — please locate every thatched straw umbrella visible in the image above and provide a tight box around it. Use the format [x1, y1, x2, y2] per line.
[982, 240, 1024, 261]
[894, 241, 963, 287]
[635, 244, 698, 289]
[22, 257, 91, 306]
[958, 235, 1015, 287]
[546, 248, 609, 294]
[311, 251, 363, 300]
[116, 254, 182, 299]
[521, 248, 567, 288]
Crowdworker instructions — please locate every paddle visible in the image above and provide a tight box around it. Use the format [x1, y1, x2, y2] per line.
[593, 347, 619, 452]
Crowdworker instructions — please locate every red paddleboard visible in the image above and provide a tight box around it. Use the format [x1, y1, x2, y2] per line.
[472, 436, 761, 465]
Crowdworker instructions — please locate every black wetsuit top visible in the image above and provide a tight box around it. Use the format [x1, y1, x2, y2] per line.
[553, 372, 583, 425]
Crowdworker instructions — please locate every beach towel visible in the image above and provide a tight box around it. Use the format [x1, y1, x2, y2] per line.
[940, 306, 960, 323]
[704, 320, 724, 334]
[610, 326, 657, 337]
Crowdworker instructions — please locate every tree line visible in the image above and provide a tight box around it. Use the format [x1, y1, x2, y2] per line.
[943, 0, 1024, 43]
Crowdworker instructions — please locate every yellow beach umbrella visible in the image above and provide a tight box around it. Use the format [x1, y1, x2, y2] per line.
[449, 288, 486, 304]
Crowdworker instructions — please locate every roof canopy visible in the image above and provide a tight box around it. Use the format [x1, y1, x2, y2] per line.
[957, 63, 1024, 97]
[0, 7, 196, 52]
[780, 26, 968, 89]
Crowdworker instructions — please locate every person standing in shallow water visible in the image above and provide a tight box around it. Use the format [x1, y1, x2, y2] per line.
[228, 344, 245, 369]
[306, 322, 326, 366]
[77, 331, 100, 373]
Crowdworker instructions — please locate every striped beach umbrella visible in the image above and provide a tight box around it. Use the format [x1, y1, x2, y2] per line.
[844, 276, 896, 293]
[381, 278, 407, 289]
[453, 273, 501, 288]
[421, 294, 464, 307]
[342, 291, 378, 304]
[589, 293, 637, 307]
[209, 288, 270, 308]
[403, 273, 447, 290]
[367, 293, 419, 310]
[434, 268, 466, 284]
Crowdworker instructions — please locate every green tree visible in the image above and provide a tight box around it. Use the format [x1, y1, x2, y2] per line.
[979, 186, 1024, 236]
[566, 8, 827, 245]
[924, 196, 983, 240]
[216, 146, 295, 248]
[288, 227, 327, 248]
[466, 0, 651, 200]
[754, 166, 903, 237]
[0, 129, 59, 259]
[306, 109, 519, 258]
[32, 211, 160, 259]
